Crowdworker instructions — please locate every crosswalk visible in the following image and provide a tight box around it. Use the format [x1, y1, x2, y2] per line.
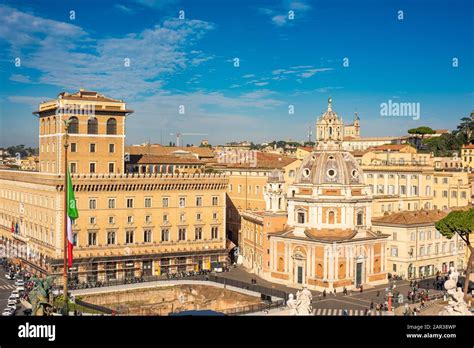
[0, 284, 15, 290]
[314, 308, 388, 316]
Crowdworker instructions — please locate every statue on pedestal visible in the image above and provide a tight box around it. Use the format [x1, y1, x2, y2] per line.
[295, 285, 313, 315]
[439, 267, 472, 316]
[286, 293, 298, 315]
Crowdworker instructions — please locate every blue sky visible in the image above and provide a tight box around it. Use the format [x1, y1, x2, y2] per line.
[0, 0, 473, 147]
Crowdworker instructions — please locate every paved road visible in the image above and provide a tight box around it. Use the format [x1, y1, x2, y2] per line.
[0, 267, 16, 313]
[218, 267, 443, 312]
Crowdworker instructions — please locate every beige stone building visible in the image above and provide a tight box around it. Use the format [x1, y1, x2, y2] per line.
[0, 90, 229, 283]
[372, 210, 465, 279]
[461, 144, 474, 170]
[241, 99, 389, 291]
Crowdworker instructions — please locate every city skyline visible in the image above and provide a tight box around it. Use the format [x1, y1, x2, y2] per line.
[0, 0, 473, 147]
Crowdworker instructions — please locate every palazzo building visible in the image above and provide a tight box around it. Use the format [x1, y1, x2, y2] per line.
[241, 99, 389, 291]
[0, 90, 229, 283]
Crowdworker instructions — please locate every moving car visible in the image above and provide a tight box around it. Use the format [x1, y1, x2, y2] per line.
[4, 273, 14, 280]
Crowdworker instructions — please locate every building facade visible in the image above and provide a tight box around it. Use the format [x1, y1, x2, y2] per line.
[372, 210, 465, 279]
[0, 90, 229, 283]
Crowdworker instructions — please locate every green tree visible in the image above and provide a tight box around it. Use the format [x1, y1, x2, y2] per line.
[453, 116, 474, 145]
[435, 208, 474, 298]
[407, 127, 435, 150]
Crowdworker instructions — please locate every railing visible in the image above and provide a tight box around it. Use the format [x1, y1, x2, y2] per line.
[222, 299, 286, 316]
[74, 298, 114, 315]
[207, 274, 288, 299]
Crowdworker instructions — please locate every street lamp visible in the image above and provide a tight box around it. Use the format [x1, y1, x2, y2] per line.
[61, 118, 71, 316]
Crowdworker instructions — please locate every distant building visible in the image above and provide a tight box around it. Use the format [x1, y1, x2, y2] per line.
[461, 144, 474, 171]
[372, 210, 464, 278]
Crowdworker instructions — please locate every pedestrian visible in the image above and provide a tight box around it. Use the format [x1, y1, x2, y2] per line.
[334, 288, 337, 296]
[370, 301, 374, 310]
[323, 289, 326, 298]
[360, 285, 363, 293]
[376, 290, 380, 297]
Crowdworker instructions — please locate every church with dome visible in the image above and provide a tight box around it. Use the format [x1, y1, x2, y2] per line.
[246, 98, 389, 291]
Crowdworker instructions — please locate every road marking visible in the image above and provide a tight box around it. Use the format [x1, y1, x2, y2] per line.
[0, 284, 15, 290]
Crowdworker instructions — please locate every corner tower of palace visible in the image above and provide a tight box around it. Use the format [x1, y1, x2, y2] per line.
[266, 98, 389, 291]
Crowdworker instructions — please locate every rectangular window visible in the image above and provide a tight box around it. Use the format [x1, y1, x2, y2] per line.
[162, 197, 169, 208]
[108, 198, 116, 209]
[127, 216, 133, 224]
[179, 197, 186, 208]
[144, 197, 152, 208]
[451, 191, 457, 198]
[109, 143, 115, 153]
[108, 216, 115, 224]
[145, 215, 151, 223]
[163, 214, 168, 223]
[70, 162, 77, 173]
[195, 227, 202, 240]
[88, 232, 97, 246]
[144, 230, 152, 243]
[161, 229, 169, 242]
[178, 228, 186, 241]
[400, 185, 406, 195]
[212, 196, 218, 206]
[442, 191, 448, 198]
[90, 143, 96, 153]
[211, 226, 218, 239]
[297, 212, 305, 224]
[89, 199, 97, 210]
[196, 196, 202, 207]
[212, 212, 218, 220]
[180, 213, 186, 222]
[89, 216, 96, 224]
[196, 213, 202, 221]
[70, 143, 77, 152]
[108, 162, 115, 173]
[391, 247, 398, 257]
[126, 231, 134, 244]
[89, 163, 96, 173]
[126, 198, 134, 208]
[107, 232, 115, 245]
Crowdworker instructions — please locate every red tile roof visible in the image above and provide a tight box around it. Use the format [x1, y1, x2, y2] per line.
[372, 210, 448, 225]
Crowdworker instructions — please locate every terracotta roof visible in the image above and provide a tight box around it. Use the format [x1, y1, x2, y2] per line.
[58, 90, 123, 103]
[372, 210, 448, 226]
[126, 145, 214, 158]
[350, 150, 369, 157]
[462, 144, 474, 149]
[434, 129, 449, 134]
[297, 146, 313, 152]
[129, 154, 203, 165]
[370, 144, 414, 152]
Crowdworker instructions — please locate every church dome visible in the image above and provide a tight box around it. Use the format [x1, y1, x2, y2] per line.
[294, 150, 364, 186]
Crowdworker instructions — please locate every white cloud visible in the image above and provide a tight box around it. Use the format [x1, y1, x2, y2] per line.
[0, 5, 215, 99]
[254, 82, 269, 86]
[259, 0, 312, 27]
[8, 96, 51, 106]
[133, 0, 179, 9]
[115, 4, 134, 13]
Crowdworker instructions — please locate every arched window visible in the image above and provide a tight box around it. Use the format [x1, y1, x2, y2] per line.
[87, 117, 98, 134]
[46, 119, 50, 134]
[357, 211, 363, 226]
[52, 117, 57, 133]
[41, 119, 45, 134]
[68, 117, 79, 134]
[106, 118, 117, 135]
[328, 211, 335, 224]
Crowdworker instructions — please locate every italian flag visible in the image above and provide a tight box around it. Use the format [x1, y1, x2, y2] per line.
[66, 169, 79, 268]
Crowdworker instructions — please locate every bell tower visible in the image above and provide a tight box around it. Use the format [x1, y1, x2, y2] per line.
[316, 97, 344, 150]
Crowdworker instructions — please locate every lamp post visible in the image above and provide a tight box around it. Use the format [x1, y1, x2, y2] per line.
[61, 120, 70, 316]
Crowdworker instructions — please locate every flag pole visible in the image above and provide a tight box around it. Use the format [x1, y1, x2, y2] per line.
[62, 121, 69, 316]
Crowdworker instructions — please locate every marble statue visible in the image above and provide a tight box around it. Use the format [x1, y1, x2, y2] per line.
[286, 293, 298, 315]
[439, 268, 472, 316]
[295, 286, 313, 315]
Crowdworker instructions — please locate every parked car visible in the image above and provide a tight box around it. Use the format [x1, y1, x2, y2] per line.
[10, 290, 19, 298]
[16, 285, 25, 292]
[8, 295, 18, 303]
[7, 299, 17, 307]
[4, 273, 14, 280]
[15, 279, 24, 287]
[2, 308, 15, 316]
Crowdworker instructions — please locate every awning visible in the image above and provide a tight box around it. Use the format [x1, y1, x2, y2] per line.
[226, 239, 236, 250]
